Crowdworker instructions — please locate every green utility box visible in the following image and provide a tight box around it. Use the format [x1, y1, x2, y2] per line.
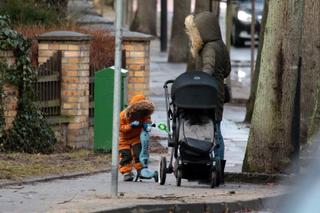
[94, 67, 128, 152]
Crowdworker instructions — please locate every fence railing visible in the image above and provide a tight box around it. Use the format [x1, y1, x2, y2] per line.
[34, 51, 62, 116]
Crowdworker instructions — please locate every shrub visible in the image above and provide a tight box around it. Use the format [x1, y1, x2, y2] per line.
[0, 0, 61, 26]
[81, 29, 115, 71]
[14, 25, 115, 71]
[0, 16, 57, 154]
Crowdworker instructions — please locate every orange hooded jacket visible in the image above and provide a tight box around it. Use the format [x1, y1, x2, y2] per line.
[119, 95, 153, 150]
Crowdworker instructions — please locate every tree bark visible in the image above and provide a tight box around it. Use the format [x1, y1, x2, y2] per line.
[130, 0, 157, 36]
[168, 0, 191, 62]
[300, 0, 320, 143]
[244, 0, 269, 123]
[242, 0, 305, 173]
[211, 1, 220, 17]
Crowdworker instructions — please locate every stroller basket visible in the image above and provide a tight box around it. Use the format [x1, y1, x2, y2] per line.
[171, 72, 218, 109]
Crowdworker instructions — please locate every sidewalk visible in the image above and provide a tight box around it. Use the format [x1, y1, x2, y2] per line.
[0, 39, 283, 213]
[149, 39, 250, 173]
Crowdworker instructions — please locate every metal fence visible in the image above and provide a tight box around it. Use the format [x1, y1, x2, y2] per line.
[34, 51, 62, 116]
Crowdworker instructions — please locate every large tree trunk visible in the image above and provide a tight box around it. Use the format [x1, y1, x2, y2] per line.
[309, 84, 320, 141]
[168, 0, 191, 62]
[242, 0, 305, 173]
[130, 0, 157, 36]
[300, 0, 320, 143]
[244, 0, 269, 123]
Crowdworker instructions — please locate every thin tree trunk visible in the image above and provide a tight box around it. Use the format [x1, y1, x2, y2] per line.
[168, 0, 191, 62]
[301, 0, 320, 143]
[244, 0, 269, 123]
[126, 0, 134, 26]
[211, 1, 220, 17]
[130, 0, 157, 36]
[243, 0, 305, 173]
[194, 0, 210, 14]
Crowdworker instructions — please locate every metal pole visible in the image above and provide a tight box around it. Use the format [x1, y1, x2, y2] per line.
[160, 0, 167, 52]
[111, 0, 123, 198]
[250, 0, 256, 77]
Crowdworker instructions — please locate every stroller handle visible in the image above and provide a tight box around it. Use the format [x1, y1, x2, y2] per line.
[163, 80, 174, 88]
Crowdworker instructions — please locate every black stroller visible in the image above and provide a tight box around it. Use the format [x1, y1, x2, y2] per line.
[159, 71, 222, 188]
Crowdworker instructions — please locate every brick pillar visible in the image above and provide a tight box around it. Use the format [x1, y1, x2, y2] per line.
[0, 50, 19, 131]
[122, 33, 153, 100]
[38, 31, 91, 148]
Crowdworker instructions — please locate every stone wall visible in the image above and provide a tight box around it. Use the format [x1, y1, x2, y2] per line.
[0, 50, 19, 131]
[2, 29, 153, 149]
[122, 32, 153, 100]
[38, 31, 91, 148]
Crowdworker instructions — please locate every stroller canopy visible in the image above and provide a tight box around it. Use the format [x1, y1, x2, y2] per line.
[171, 71, 218, 109]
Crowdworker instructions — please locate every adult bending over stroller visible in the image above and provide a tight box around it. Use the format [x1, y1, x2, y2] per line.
[185, 11, 231, 183]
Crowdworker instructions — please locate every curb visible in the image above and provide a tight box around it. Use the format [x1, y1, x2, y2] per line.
[225, 172, 292, 184]
[230, 98, 247, 105]
[0, 169, 290, 189]
[0, 169, 109, 188]
[95, 194, 287, 213]
[231, 60, 251, 67]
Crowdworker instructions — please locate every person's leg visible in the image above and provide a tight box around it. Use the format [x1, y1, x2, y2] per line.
[119, 143, 134, 181]
[132, 142, 143, 171]
[214, 121, 224, 160]
[214, 121, 226, 184]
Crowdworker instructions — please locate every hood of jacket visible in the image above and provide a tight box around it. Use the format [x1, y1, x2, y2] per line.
[125, 95, 154, 121]
[185, 11, 222, 56]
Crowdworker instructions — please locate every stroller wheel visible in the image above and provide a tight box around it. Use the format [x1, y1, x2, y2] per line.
[154, 171, 159, 183]
[210, 169, 217, 188]
[159, 157, 167, 185]
[176, 169, 182, 187]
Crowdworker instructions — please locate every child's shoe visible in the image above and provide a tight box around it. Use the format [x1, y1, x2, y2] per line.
[123, 172, 134, 181]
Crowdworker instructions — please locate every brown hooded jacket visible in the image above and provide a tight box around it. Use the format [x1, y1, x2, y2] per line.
[185, 11, 231, 121]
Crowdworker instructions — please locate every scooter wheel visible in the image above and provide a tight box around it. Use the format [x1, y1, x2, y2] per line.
[154, 171, 159, 183]
[159, 156, 167, 185]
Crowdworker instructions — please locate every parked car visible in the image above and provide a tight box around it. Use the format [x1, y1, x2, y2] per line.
[231, 0, 264, 47]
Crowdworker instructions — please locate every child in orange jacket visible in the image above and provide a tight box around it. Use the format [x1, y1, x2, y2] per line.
[119, 95, 154, 181]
